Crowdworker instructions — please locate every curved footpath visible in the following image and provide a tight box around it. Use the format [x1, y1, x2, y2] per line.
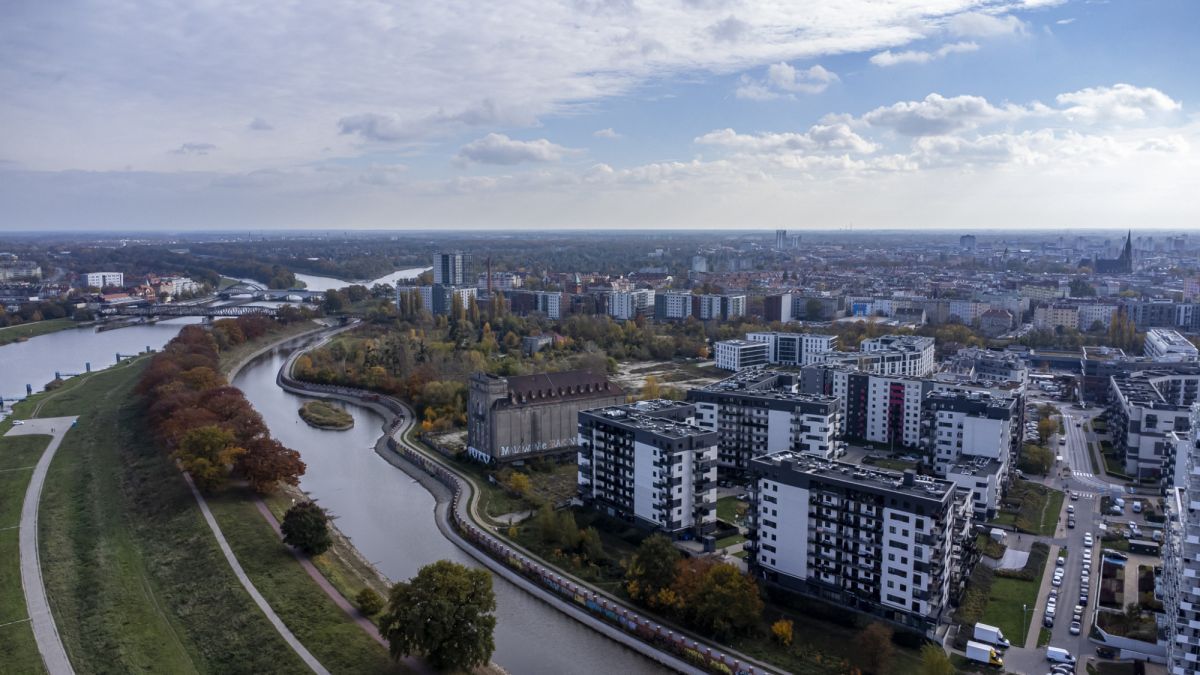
[278, 330, 776, 675]
[8, 418, 78, 675]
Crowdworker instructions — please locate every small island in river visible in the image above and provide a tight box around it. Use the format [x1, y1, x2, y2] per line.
[298, 400, 355, 430]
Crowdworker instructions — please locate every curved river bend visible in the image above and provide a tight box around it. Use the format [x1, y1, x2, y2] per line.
[233, 335, 668, 675]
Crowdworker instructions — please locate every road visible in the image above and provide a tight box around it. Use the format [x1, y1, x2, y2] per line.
[8, 417, 78, 675]
[1003, 400, 1127, 674]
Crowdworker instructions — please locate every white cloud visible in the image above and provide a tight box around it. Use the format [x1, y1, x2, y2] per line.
[1056, 83, 1182, 123]
[0, 1, 1060, 172]
[736, 63, 838, 99]
[696, 123, 876, 155]
[457, 133, 576, 165]
[859, 93, 1022, 136]
[869, 41, 979, 67]
[248, 117, 273, 131]
[593, 128, 622, 139]
[947, 11, 1028, 37]
[170, 142, 217, 156]
[1056, 18, 1076, 25]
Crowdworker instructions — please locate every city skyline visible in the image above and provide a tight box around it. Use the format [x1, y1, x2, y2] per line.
[2, 1, 1197, 230]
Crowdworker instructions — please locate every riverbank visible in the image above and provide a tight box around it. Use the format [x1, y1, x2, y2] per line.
[0, 318, 79, 346]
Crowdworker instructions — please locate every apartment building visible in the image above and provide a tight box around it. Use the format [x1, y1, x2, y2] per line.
[608, 289, 655, 320]
[748, 453, 972, 633]
[507, 289, 563, 319]
[746, 332, 838, 366]
[1146, 328, 1200, 362]
[476, 271, 522, 292]
[1077, 303, 1119, 331]
[1108, 369, 1200, 482]
[855, 335, 936, 377]
[1033, 303, 1079, 331]
[764, 293, 792, 323]
[0, 259, 41, 281]
[696, 294, 746, 321]
[85, 271, 124, 288]
[656, 291, 694, 320]
[688, 370, 842, 473]
[433, 252, 470, 286]
[467, 370, 625, 463]
[922, 391, 1017, 482]
[802, 365, 930, 450]
[941, 348, 1029, 385]
[944, 459, 1003, 521]
[1162, 409, 1200, 675]
[714, 339, 769, 372]
[577, 400, 718, 536]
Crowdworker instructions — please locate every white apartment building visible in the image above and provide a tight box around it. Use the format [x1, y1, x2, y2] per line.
[1077, 303, 1119, 331]
[697, 294, 746, 321]
[1109, 369, 1200, 482]
[1162, 408, 1200, 675]
[659, 291, 693, 320]
[746, 332, 838, 366]
[945, 459, 1003, 521]
[749, 453, 972, 632]
[714, 339, 769, 372]
[577, 401, 718, 536]
[922, 391, 1017, 483]
[1146, 328, 1200, 362]
[688, 370, 842, 472]
[86, 272, 124, 288]
[476, 272, 522, 291]
[608, 289, 655, 320]
[802, 365, 931, 450]
[856, 335, 936, 377]
[1033, 303, 1080, 331]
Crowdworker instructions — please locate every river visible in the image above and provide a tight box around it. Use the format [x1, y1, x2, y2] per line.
[292, 266, 430, 292]
[232, 335, 669, 675]
[0, 317, 201, 402]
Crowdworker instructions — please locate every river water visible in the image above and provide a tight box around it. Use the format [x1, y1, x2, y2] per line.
[293, 266, 430, 292]
[0, 317, 201, 402]
[232, 335, 668, 675]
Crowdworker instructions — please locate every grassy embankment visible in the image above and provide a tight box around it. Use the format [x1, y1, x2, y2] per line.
[298, 400, 355, 430]
[23, 336, 402, 673]
[0, 318, 78, 346]
[0, 431, 51, 673]
[24, 359, 310, 673]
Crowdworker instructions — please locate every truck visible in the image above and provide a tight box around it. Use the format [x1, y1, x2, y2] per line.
[973, 623, 1011, 648]
[966, 640, 1004, 668]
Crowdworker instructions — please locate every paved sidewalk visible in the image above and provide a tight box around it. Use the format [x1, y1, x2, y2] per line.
[8, 417, 78, 675]
[181, 470, 330, 675]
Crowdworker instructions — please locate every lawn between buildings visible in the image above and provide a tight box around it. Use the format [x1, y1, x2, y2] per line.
[0, 431, 51, 674]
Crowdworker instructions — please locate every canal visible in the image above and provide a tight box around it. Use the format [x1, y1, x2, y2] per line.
[232, 334, 669, 675]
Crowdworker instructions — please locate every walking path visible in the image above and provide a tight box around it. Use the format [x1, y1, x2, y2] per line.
[180, 469, 331, 675]
[8, 417, 78, 675]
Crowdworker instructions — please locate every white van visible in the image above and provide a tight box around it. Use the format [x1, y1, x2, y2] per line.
[1046, 646, 1076, 664]
[1132, 501, 1143, 513]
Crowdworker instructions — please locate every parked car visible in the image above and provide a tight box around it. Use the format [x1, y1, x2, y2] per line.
[1067, 519, 1076, 529]
[1071, 491, 1079, 501]
[1057, 556, 1066, 567]
[1067, 505, 1075, 514]
[11, 420, 24, 426]
[1084, 532, 1094, 546]
[1070, 621, 1082, 635]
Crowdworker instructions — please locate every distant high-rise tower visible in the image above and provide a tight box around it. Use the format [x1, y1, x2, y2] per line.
[959, 234, 977, 251]
[775, 229, 787, 250]
[433, 252, 470, 286]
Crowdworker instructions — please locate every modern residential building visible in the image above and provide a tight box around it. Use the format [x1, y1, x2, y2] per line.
[467, 370, 625, 464]
[944, 459, 1003, 520]
[803, 365, 931, 450]
[608, 289, 655, 320]
[1146, 328, 1200, 363]
[815, 335, 935, 378]
[1162, 409, 1200, 675]
[433, 252, 470, 286]
[688, 370, 842, 473]
[85, 272, 124, 288]
[922, 390, 1017, 480]
[577, 400, 718, 536]
[476, 271, 522, 292]
[941, 348, 1029, 386]
[416, 284, 477, 315]
[714, 339, 769, 372]
[746, 332, 838, 367]
[748, 453, 973, 633]
[507, 289, 563, 319]
[764, 293, 793, 323]
[0, 258, 41, 281]
[1108, 369, 1200, 482]
[656, 291, 694, 320]
[696, 294, 746, 321]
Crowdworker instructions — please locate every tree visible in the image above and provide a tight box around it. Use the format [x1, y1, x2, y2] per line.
[771, 619, 794, 646]
[626, 534, 681, 606]
[1018, 443, 1054, 476]
[856, 622, 896, 675]
[379, 560, 496, 672]
[805, 298, 823, 319]
[919, 644, 954, 675]
[505, 471, 531, 497]
[239, 437, 306, 494]
[355, 587, 385, 616]
[689, 562, 763, 639]
[641, 375, 661, 400]
[174, 425, 245, 491]
[281, 500, 332, 556]
[1037, 416, 1056, 445]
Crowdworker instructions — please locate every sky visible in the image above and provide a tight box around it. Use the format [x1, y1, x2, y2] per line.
[1, 0, 1198, 231]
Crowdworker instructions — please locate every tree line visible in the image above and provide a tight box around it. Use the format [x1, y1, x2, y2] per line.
[137, 317, 306, 492]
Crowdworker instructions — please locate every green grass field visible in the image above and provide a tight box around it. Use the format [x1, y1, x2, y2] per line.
[34, 360, 310, 674]
[717, 496, 749, 524]
[981, 575, 1043, 647]
[204, 487, 405, 674]
[0, 319, 78, 346]
[0, 433, 52, 673]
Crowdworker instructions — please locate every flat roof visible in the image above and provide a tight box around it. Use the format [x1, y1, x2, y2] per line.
[751, 451, 955, 507]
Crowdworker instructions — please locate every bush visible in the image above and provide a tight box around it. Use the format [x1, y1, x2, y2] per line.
[356, 587, 385, 616]
[281, 501, 332, 556]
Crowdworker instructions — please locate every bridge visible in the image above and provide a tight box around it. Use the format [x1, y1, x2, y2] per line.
[219, 286, 324, 301]
[104, 304, 278, 318]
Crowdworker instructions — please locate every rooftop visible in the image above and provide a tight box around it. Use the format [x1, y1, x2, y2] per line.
[752, 451, 956, 502]
[582, 400, 713, 441]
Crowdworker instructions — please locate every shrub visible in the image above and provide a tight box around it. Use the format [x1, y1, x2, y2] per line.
[356, 587, 385, 616]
